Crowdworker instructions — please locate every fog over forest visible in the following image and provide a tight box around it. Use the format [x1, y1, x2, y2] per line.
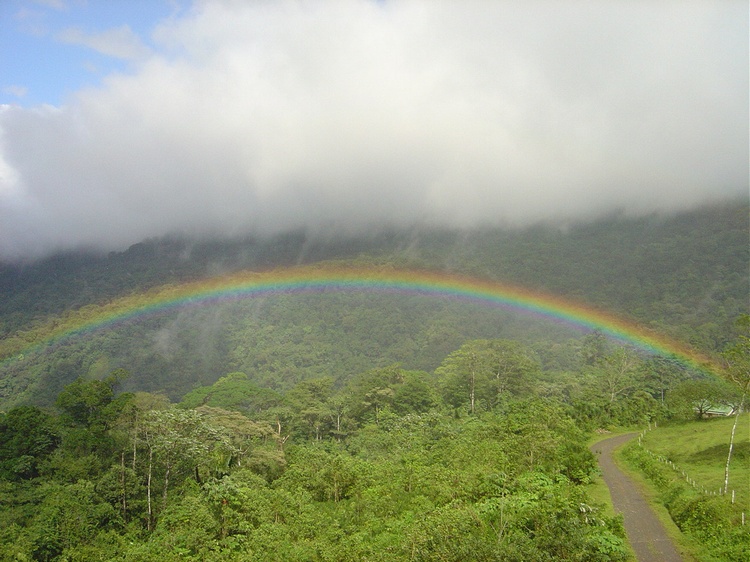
[0, 1, 747, 259]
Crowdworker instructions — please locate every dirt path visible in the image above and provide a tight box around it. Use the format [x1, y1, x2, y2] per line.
[591, 433, 684, 562]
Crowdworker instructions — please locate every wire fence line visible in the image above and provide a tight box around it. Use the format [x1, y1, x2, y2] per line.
[636, 425, 746, 526]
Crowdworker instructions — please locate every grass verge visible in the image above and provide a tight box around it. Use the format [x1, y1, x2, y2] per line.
[617, 414, 750, 562]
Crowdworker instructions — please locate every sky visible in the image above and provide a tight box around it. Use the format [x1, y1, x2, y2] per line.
[0, 0, 747, 260]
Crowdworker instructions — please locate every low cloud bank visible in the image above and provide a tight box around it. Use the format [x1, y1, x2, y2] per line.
[1, 1, 747, 258]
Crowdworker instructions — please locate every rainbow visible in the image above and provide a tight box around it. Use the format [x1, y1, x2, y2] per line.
[2, 264, 719, 373]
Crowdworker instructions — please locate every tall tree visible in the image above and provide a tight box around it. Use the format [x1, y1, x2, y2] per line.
[285, 377, 334, 440]
[345, 365, 403, 424]
[140, 407, 227, 528]
[437, 340, 538, 413]
[0, 406, 59, 480]
[668, 378, 737, 420]
[195, 405, 281, 476]
[437, 343, 483, 414]
[721, 315, 750, 494]
[55, 369, 129, 430]
[598, 347, 641, 404]
[485, 340, 538, 406]
[642, 356, 685, 403]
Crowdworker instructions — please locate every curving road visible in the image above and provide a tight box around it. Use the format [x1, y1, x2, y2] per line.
[590, 433, 684, 562]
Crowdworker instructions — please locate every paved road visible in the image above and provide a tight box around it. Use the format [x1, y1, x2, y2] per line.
[591, 433, 684, 562]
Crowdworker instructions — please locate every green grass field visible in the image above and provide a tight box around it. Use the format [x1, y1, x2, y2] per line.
[640, 414, 750, 510]
[618, 414, 750, 561]
[588, 416, 750, 562]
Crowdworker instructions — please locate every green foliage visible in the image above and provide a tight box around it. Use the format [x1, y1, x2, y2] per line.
[0, 406, 58, 481]
[667, 378, 740, 420]
[621, 416, 750, 561]
[0, 203, 746, 558]
[0, 368, 638, 561]
[670, 494, 730, 540]
[641, 355, 686, 403]
[722, 314, 750, 397]
[27, 480, 118, 560]
[436, 339, 539, 413]
[152, 492, 219, 557]
[620, 444, 669, 487]
[179, 372, 283, 414]
[567, 346, 688, 428]
[1, 202, 746, 410]
[55, 372, 129, 430]
[195, 405, 282, 478]
[392, 370, 437, 414]
[275, 446, 363, 503]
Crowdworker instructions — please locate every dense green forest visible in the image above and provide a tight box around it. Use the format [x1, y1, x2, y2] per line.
[0, 201, 747, 409]
[1, 329, 747, 561]
[1, 202, 747, 342]
[0, 201, 748, 560]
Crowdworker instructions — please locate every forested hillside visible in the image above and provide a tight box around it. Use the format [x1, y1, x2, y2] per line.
[0, 201, 748, 560]
[0, 374, 628, 561]
[1, 329, 747, 560]
[0, 201, 747, 409]
[1, 201, 747, 338]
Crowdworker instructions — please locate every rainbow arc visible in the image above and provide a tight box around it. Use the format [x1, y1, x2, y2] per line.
[3, 265, 720, 374]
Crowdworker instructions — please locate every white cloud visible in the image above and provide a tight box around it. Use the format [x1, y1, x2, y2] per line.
[0, 0, 747, 259]
[2, 85, 28, 98]
[57, 24, 151, 60]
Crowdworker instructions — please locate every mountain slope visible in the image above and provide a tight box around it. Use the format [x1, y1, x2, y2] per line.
[0, 200, 747, 407]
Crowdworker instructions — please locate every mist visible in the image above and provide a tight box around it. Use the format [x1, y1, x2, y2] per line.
[1, 0, 747, 259]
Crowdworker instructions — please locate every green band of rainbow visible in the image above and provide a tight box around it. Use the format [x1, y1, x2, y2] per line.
[2, 265, 720, 374]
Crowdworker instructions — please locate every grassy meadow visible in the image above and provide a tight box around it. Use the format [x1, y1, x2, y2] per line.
[616, 414, 750, 561]
[640, 414, 750, 508]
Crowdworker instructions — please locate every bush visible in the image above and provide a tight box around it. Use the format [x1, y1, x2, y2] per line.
[670, 495, 730, 541]
[621, 444, 668, 487]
